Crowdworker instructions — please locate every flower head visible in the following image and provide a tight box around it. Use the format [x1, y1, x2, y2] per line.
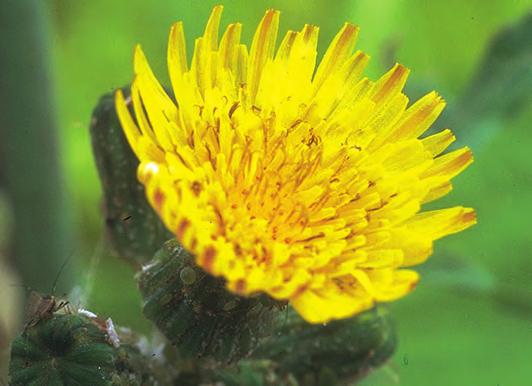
[115, 6, 476, 323]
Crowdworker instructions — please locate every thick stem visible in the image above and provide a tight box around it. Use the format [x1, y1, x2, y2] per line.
[0, 0, 75, 293]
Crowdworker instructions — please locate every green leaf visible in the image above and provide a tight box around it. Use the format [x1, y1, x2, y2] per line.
[418, 253, 495, 294]
[446, 13, 532, 149]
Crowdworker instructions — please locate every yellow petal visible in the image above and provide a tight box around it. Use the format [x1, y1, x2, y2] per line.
[247, 9, 280, 102]
[421, 128, 456, 156]
[313, 23, 359, 92]
[167, 21, 188, 92]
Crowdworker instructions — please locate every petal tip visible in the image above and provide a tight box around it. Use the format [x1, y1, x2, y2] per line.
[462, 208, 477, 225]
[393, 62, 411, 76]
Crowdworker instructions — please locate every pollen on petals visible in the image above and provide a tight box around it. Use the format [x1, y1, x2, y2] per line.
[115, 6, 476, 324]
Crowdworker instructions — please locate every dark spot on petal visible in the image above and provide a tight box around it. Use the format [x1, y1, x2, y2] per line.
[235, 279, 246, 294]
[191, 181, 202, 196]
[153, 189, 165, 212]
[293, 284, 309, 298]
[190, 237, 198, 250]
[202, 246, 217, 272]
[176, 218, 190, 239]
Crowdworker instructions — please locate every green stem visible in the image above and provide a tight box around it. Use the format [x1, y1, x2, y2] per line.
[0, 1, 75, 293]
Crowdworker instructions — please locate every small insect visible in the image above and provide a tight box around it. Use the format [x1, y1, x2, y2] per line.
[24, 292, 71, 329]
[20, 255, 73, 330]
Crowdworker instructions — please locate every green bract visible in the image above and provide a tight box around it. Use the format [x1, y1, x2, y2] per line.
[138, 239, 280, 364]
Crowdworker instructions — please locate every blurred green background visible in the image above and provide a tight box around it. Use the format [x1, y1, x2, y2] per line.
[1, 0, 532, 384]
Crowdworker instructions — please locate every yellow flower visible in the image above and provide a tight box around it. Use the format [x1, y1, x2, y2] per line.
[115, 6, 476, 323]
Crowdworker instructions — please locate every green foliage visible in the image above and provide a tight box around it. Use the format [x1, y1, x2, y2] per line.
[0, 0, 74, 295]
[445, 12, 532, 148]
[253, 307, 396, 386]
[9, 311, 169, 386]
[90, 89, 172, 266]
[138, 240, 280, 364]
[463, 12, 532, 119]
[111, 332, 174, 386]
[169, 307, 396, 386]
[10, 314, 117, 386]
[204, 360, 296, 386]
